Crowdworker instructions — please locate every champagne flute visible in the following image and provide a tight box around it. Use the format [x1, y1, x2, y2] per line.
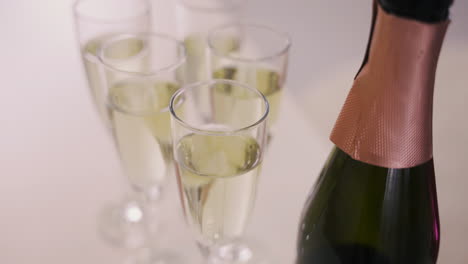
[170, 80, 269, 263]
[73, 0, 151, 127]
[99, 33, 187, 256]
[73, 0, 153, 248]
[207, 24, 291, 144]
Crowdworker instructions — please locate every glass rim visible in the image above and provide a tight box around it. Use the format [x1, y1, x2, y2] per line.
[170, 79, 270, 135]
[177, 0, 246, 13]
[73, 0, 150, 24]
[207, 23, 291, 63]
[97, 32, 187, 77]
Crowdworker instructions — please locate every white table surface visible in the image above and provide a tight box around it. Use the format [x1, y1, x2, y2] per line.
[2, 0, 467, 263]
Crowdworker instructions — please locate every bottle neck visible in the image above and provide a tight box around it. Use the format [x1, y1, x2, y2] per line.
[330, 3, 449, 168]
[378, 0, 452, 23]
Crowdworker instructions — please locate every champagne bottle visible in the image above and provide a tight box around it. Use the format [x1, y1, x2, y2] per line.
[296, 0, 452, 263]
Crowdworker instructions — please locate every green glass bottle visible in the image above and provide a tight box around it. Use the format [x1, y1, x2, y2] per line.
[296, 0, 452, 263]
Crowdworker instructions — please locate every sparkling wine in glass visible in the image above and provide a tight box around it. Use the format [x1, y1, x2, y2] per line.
[170, 80, 269, 263]
[74, 0, 151, 127]
[175, 0, 246, 83]
[208, 24, 291, 143]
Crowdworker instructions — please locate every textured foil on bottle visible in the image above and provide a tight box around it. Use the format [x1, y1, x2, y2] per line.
[330, 4, 449, 168]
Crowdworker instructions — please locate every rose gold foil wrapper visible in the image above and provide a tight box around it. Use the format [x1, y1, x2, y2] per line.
[330, 4, 449, 168]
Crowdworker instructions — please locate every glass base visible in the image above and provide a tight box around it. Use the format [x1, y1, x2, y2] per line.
[216, 244, 252, 262]
[124, 247, 186, 264]
[207, 240, 270, 264]
[98, 196, 159, 249]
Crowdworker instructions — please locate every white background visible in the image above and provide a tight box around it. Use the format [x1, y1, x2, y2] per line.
[1, 0, 467, 263]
